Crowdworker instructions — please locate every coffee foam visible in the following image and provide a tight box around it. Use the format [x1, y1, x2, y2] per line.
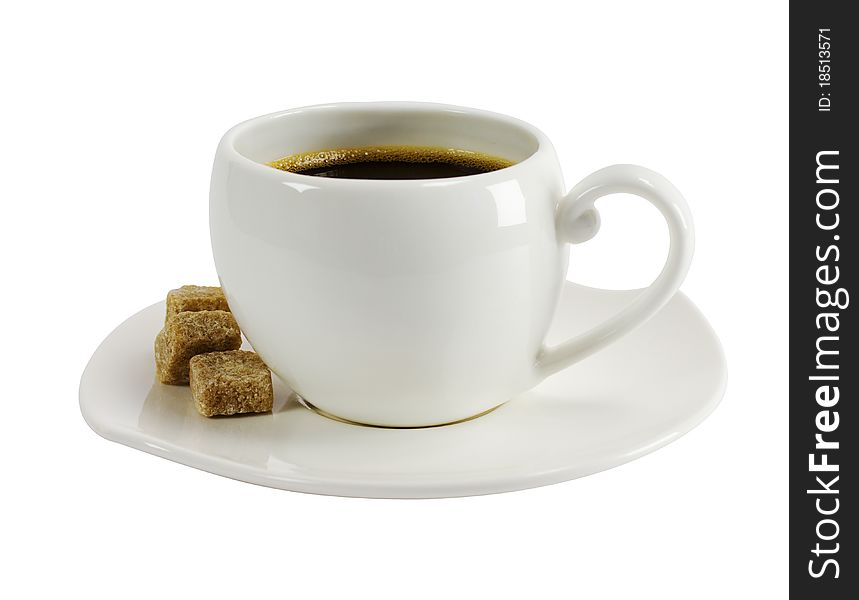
[267, 145, 515, 174]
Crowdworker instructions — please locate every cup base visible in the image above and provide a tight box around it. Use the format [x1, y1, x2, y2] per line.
[298, 397, 504, 429]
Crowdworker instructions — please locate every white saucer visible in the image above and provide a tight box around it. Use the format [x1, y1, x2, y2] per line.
[80, 282, 726, 498]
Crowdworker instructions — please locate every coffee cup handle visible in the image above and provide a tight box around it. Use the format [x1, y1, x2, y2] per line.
[536, 164, 694, 378]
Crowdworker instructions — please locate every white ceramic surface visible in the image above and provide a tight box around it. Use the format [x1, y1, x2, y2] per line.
[210, 102, 694, 427]
[79, 282, 726, 499]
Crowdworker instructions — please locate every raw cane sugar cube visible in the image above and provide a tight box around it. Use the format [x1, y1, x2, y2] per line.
[165, 285, 230, 322]
[189, 350, 274, 417]
[154, 310, 242, 385]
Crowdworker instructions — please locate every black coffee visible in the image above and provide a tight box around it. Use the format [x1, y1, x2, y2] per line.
[267, 145, 514, 180]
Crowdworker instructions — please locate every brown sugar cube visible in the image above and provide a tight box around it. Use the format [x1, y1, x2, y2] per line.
[165, 285, 230, 322]
[189, 350, 274, 417]
[154, 310, 242, 385]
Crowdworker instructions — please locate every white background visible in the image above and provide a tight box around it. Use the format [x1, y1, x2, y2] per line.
[1, 1, 787, 597]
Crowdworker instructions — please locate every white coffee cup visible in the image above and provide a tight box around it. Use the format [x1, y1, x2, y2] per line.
[210, 102, 694, 427]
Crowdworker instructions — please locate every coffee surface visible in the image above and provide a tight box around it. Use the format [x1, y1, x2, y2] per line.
[267, 145, 514, 180]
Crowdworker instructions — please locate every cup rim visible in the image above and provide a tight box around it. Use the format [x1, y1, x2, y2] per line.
[218, 101, 553, 187]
